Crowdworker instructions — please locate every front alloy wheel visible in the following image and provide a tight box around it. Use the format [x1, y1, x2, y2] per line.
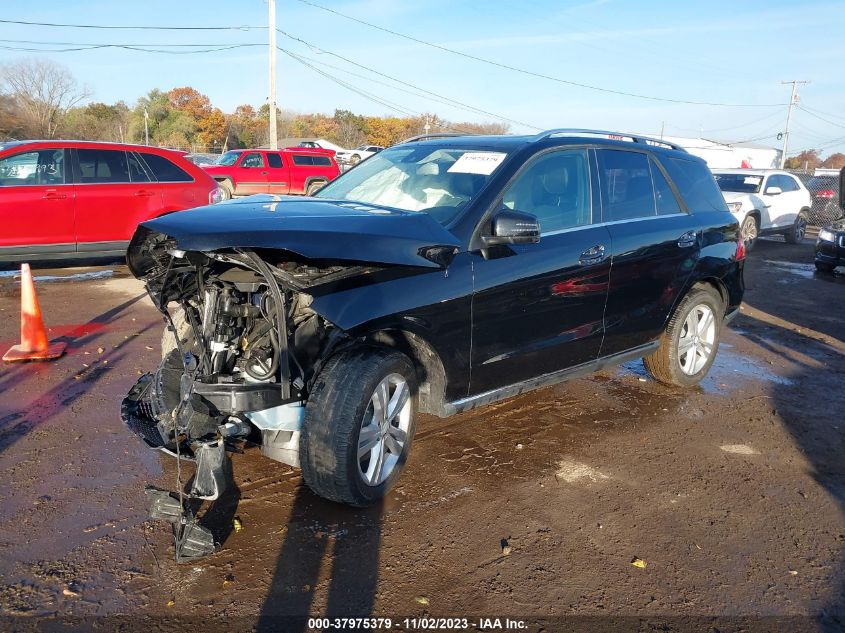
[300, 348, 417, 506]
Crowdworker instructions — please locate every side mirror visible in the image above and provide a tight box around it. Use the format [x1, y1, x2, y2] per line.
[840, 167, 845, 211]
[483, 209, 540, 245]
[765, 186, 783, 195]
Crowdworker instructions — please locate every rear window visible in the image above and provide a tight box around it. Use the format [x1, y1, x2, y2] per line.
[266, 153, 283, 168]
[76, 149, 130, 184]
[140, 153, 193, 182]
[292, 154, 333, 167]
[663, 158, 728, 212]
[807, 176, 837, 190]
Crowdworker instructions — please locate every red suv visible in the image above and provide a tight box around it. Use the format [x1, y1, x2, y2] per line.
[0, 140, 223, 262]
[202, 148, 340, 199]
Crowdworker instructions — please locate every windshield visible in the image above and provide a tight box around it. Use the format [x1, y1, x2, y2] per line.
[216, 151, 241, 166]
[714, 173, 763, 193]
[314, 145, 507, 225]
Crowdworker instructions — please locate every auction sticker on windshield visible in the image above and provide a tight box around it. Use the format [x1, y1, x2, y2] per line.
[448, 151, 507, 175]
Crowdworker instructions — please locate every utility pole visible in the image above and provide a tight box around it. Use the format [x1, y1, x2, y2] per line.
[780, 80, 809, 168]
[143, 107, 149, 145]
[268, 0, 278, 149]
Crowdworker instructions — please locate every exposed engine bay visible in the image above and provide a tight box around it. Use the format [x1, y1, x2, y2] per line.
[122, 230, 367, 560]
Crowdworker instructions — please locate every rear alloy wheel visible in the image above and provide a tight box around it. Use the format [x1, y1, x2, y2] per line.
[784, 211, 808, 244]
[643, 286, 724, 387]
[300, 348, 417, 506]
[741, 215, 759, 251]
[350, 154, 361, 165]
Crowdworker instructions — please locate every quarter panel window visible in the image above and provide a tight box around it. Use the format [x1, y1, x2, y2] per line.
[76, 149, 130, 184]
[662, 157, 728, 212]
[597, 150, 656, 221]
[140, 153, 193, 182]
[0, 149, 65, 186]
[501, 149, 591, 234]
[127, 152, 151, 182]
[292, 155, 314, 166]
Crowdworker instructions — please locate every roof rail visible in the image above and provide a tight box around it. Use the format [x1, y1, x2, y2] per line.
[535, 129, 687, 152]
[397, 132, 477, 144]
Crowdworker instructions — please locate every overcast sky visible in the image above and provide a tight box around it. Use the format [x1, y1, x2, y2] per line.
[2, 0, 844, 155]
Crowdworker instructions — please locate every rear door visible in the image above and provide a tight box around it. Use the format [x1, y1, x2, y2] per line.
[234, 151, 269, 195]
[137, 150, 201, 211]
[469, 147, 611, 394]
[265, 151, 291, 194]
[763, 173, 804, 228]
[0, 147, 75, 255]
[598, 148, 701, 357]
[72, 147, 162, 249]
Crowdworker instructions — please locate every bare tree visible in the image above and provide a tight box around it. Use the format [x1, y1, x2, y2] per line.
[0, 58, 90, 138]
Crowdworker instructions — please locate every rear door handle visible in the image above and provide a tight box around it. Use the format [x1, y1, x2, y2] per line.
[42, 190, 66, 200]
[579, 244, 607, 265]
[133, 190, 155, 197]
[678, 230, 698, 248]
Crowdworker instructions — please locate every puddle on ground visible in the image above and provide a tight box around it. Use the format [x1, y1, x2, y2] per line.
[764, 260, 817, 281]
[619, 347, 792, 394]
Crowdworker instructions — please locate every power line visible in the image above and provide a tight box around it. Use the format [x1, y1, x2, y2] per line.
[292, 0, 786, 108]
[665, 109, 785, 135]
[0, 38, 263, 47]
[0, 18, 261, 30]
[800, 104, 845, 124]
[796, 106, 845, 131]
[0, 42, 263, 54]
[276, 32, 540, 130]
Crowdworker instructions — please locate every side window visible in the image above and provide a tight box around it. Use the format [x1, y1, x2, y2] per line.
[139, 153, 193, 183]
[76, 149, 130, 184]
[0, 149, 64, 186]
[597, 149, 656, 221]
[313, 156, 332, 167]
[241, 152, 264, 168]
[663, 158, 728, 212]
[266, 153, 283, 168]
[127, 152, 151, 182]
[292, 155, 314, 166]
[777, 175, 799, 192]
[650, 158, 682, 215]
[501, 149, 591, 234]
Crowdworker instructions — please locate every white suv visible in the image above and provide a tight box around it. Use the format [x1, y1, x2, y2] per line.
[712, 169, 812, 249]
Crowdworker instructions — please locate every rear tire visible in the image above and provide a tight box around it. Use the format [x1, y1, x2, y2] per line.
[815, 261, 836, 273]
[300, 348, 417, 506]
[784, 211, 808, 244]
[643, 286, 724, 387]
[350, 154, 361, 165]
[305, 180, 325, 196]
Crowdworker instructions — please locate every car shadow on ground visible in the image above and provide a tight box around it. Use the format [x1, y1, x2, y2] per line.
[255, 486, 383, 632]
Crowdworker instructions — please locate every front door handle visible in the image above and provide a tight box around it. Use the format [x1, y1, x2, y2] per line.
[133, 190, 155, 197]
[678, 230, 698, 248]
[579, 244, 607, 265]
[261, 171, 268, 175]
[42, 190, 67, 200]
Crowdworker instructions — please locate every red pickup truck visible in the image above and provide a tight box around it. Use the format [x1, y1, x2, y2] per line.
[202, 148, 340, 199]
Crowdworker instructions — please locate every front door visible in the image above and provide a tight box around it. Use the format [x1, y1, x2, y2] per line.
[469, 148, 611, 395]
[235, 151, 269, 195]
[0, 147, 75, 256]
[762, 173, 804, 229]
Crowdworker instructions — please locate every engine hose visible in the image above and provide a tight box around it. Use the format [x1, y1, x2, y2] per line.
[244, 329, 280, 381]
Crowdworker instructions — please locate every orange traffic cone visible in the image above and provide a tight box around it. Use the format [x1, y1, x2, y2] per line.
[2, 264, 67, 362]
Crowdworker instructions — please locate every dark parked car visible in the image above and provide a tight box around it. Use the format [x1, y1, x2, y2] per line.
[814, 167, 845, 272]
[123, 129, 744, 541]
[807, 173, 843, 225]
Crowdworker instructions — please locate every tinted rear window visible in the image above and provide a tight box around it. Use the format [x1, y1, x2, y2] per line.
[140, 153, 193, 182]
[662, 158, 727, 212]
[266, 153, 283, 168]
[76, 149, 130, 183]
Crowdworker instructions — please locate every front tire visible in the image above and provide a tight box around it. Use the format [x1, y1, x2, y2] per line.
[784, 211, 808, 244]
[643, 286, 724, 387]
[300, 348, 417, 506]
[218, 179, 234, 200]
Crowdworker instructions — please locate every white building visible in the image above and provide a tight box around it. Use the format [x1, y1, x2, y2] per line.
[642, 134, 782, 169]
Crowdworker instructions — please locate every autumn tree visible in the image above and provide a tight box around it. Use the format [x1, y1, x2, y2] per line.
[784, 149, 821, 171]
[62, 101, 130, 141]
[0, 58, 89, 138]
[821, 153, 845, 169]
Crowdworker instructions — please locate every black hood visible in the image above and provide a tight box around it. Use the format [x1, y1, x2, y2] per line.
[136, 195, 460, 269]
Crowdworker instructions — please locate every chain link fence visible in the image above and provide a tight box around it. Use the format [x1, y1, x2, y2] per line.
[786, 168, 843, 225]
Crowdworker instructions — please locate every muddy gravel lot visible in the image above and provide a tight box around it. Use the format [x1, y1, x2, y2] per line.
[0, 232, 843, 633]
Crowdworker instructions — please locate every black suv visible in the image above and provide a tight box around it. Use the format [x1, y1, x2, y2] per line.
[124, 129, 744, 515]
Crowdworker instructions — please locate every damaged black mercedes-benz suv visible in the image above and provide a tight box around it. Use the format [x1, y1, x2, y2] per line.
[123, 129, 744, 557]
